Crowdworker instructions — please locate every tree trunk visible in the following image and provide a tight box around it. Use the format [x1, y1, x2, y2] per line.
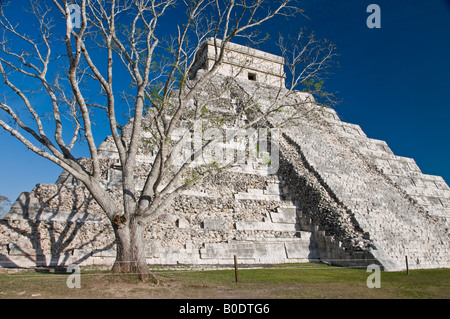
[110, 216, 158, 283]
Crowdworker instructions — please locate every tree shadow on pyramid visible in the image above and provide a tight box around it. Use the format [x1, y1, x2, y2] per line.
[0, 184, 115, 269]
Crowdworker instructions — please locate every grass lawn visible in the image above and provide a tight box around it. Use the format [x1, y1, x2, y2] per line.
[0, 263, 449, 299]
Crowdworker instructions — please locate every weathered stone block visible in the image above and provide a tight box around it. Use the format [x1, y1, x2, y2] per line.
[71, 249, 92, 258]
[264, 183, 282, 195]
[285, 238, 319, 259]
[235, 220, 299, 232]
[202, 219, 227, 230]
[270, 206, 299, 223]
[234, 192, 282, 201]
[7, 243, 43, 256]
[439, 198, 450, 208]
[91, 249, 116, 257]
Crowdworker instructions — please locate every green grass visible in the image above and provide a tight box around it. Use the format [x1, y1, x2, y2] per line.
[156, 263, 450, 298]
[0, 263, 449, 299]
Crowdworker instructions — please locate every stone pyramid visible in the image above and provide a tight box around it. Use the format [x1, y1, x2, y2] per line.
[1, 39, 449, 271]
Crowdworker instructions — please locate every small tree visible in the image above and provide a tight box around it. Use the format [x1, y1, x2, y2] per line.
[0, 0, 336, 281]
[0, 195, 11, 218]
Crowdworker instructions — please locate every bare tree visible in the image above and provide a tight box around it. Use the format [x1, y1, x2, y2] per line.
[0, 195, 11, 218]
[0, 0, 337, 281]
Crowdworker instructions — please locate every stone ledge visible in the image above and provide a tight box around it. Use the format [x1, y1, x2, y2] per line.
[235, 220, 300, 232]
[270, 206, 300, 223]
[234, 192, 282, 201]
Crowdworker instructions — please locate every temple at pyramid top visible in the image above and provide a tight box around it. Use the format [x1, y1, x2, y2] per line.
[189, 38, 286, 87]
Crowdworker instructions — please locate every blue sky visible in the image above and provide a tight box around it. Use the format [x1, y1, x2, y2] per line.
[314, 0, 450, 184]
[0, 0, 449, 207]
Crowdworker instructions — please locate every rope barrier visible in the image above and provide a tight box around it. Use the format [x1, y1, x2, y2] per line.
[0, 258, 392, 278]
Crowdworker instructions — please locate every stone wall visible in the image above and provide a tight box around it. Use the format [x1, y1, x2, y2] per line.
[0, 170, 323, 268]
[280, 107, 449, 270]
[189, 38, 285, 87]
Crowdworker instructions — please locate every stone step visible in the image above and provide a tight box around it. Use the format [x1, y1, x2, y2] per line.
[235, 230, 312, 242]
[234, 192, 282, 201]
[199, 236, 319, 261]
[264, 183, 283, 195]
[235, 220, 300, 232]
[270, 206, 300, 223]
